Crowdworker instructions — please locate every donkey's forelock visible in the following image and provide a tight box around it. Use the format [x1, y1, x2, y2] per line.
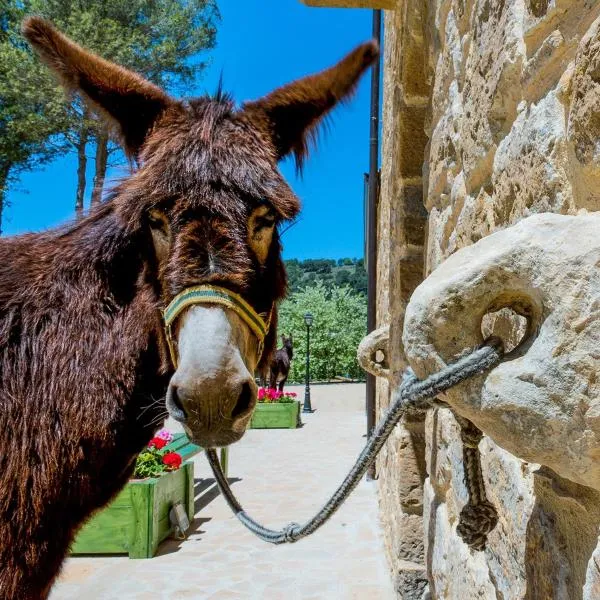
[131, 95, 302, 222]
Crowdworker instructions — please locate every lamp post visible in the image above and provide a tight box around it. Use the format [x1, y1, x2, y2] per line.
[303, 312, 314, 413]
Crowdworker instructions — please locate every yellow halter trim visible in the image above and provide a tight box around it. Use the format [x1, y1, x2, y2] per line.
[163, 285, 272, 368]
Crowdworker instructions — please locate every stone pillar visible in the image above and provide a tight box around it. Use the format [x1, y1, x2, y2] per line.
[376, 2, 430, 598]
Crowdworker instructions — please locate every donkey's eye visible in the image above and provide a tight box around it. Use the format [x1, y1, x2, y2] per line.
[248, 206, 276, 264]
[254, 216, 275, 231]
[148, 209, 168, 232]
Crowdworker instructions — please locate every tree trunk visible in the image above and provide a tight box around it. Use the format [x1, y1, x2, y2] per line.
[91, 128, 108, 206]
[75, 114, 89, 216]
[0, 162, 11, 236]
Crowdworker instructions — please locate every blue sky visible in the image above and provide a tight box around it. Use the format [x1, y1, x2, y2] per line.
[6, 1, 376, 260]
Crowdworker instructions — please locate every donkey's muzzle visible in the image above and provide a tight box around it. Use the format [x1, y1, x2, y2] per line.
[165, 376, 257, 447]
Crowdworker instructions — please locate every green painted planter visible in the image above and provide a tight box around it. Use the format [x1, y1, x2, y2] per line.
[250, 400, 301, 429]
[71, 461, 194, 559]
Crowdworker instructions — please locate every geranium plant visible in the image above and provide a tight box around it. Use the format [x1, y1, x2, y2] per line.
[133, 428, 183, 479]
[257, 388, 297, 403]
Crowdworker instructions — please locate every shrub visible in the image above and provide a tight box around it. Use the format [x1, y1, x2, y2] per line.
[277, 282, 367, 382]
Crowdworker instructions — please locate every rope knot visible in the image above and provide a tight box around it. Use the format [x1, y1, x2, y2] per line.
[283, 522, 301, 543]
[456, 501, 498, 551]
[458, 421, 483, 449]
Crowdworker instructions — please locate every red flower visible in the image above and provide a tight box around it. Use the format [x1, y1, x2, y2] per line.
[163, 452, 182, 470]
[149, 437, 167, 449]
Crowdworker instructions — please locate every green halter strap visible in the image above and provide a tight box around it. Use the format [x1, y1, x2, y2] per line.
[163, 285, 272, 369]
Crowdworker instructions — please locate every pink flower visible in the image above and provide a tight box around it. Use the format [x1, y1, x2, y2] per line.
[155, 428, 173, 442]
[258, 387, 266, 400]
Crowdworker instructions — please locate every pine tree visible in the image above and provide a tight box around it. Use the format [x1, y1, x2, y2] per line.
[0, 0, 219, 224]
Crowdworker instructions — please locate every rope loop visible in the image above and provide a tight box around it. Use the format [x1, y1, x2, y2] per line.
[283, 523, 301, 543]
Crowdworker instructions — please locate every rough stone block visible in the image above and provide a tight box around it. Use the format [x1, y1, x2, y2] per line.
[459, 0, 525, 192]
[404, 212, 600, 491]
[393, 561, 429, 600]
[492, 91, 575, 222]
[567, 15, 600, 210]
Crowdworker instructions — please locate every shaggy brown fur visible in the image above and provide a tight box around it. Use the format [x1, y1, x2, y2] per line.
[0, 17, 377, 599]
[269, 335, 294, 391]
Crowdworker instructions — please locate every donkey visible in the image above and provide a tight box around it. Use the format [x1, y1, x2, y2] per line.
[269, 334, 293, 391]
[0, 17, 376, 600]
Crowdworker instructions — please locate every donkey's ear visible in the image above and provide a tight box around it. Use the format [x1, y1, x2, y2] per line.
[22, 17, 173, 155]
[243, 41, 378, 170]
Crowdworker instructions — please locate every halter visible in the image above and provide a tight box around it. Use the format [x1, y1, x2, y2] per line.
[163, 285, 272, 369]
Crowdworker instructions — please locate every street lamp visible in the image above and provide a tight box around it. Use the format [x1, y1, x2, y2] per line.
[303, 312, 314, 413]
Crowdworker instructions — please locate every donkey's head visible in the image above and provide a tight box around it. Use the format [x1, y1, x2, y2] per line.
[281, 334, 293, 354]
[23, 17, 377, 447]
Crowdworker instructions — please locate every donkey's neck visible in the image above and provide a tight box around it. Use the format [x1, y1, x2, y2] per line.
[0, 201, 156, 307]
[0, 200, 168, 450]
[0, 201, 170, 600]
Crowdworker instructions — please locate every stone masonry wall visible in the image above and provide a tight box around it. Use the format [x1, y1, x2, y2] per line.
[304, 0, 600, 596]
[376, 2, 430, 598]
[392, 0, 600, 598]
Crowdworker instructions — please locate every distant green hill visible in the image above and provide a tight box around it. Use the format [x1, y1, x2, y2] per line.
[284, 258, 367, 296]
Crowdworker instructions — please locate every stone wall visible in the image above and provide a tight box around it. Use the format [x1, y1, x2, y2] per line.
[375, 1, 430, 597]
[378, 0, 600, 598]
[305, 0, 600, 595]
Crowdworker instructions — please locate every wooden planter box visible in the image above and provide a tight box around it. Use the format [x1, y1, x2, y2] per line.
[71, 461, 194, 559]
[250, 400, 301, 429]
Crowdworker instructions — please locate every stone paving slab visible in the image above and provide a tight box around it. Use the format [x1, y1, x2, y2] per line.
[50, 384, 395, 600]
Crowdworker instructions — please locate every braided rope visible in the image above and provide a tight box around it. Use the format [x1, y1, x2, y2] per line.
[206, 337, 503, 547]
[454, 415, 498, 550]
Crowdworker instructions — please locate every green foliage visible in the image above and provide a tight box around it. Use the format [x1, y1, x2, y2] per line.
[277, 394, 295, 403]
[0, 0, 71, 217]
[30, 0, 219, 90]
[277, 281, 367, 383]
[133, 446, 167, 479]
[285, 257, 367, 296]
[0, 0, 219, 221]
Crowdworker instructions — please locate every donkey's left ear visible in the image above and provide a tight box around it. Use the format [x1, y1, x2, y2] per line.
[22, 17, 174, 156]
[243, 41, 378, 170]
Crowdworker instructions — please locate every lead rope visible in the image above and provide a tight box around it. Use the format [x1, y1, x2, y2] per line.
[206, 337, 504, 549]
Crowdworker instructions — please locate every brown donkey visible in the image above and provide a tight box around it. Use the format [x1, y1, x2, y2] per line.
[0, 17, 376, 600]
[269, 334, 294, 391]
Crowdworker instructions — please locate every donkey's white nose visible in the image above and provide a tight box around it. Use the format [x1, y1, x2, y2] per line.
[165, 374, 257, 447]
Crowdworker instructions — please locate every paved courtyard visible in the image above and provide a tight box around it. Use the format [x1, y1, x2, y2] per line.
[50, 384, 395, 600]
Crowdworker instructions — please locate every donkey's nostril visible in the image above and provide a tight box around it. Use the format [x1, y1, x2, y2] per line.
[232, 382, 254, 420]
[166, 385, 188, 422]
